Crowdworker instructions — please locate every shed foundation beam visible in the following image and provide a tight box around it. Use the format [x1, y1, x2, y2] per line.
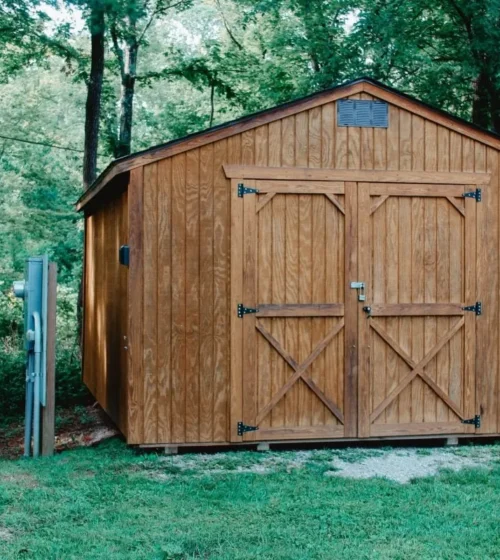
[164, 446, 179, 455]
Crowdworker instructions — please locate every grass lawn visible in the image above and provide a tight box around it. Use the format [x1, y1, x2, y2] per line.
[0, 439, 499, 559]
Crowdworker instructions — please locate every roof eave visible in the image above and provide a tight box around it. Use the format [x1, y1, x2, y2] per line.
[76, 77, 500, 212]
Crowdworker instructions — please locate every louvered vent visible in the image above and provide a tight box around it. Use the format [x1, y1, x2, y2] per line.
[337, 100, 388, 128]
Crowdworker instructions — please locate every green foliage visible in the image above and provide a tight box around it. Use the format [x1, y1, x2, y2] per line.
[1, 0, 499, 421]
[0, 440, 499, 558]
[0, 288, 90, 423]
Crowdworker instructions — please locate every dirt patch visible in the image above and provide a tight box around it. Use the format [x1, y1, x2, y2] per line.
[0, 472, 38, 488]
[148, 446, 499, 483]
[0, 404, 119, 460]
[0, 528, 14, 542]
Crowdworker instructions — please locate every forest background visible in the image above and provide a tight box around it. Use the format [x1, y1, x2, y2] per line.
[1, 0, 499, 419]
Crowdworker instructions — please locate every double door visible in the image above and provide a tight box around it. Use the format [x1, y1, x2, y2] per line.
[228, 166, 484, 441]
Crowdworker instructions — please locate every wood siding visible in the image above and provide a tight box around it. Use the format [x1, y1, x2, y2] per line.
[83, 187, 129, 436]
[85, 90, 500, 444]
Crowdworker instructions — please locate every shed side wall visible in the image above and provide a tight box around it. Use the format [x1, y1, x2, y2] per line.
[83, 188, 129, 436]
[128, 93, 499, 444]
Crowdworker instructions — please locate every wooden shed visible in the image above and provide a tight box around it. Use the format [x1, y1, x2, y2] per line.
[77, 77, 500, 449]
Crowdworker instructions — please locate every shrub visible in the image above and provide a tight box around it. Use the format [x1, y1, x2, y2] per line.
[0, 285, 90, 423]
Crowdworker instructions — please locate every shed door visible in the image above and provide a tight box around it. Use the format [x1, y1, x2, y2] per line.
[230, 179, 357, 441]
[358, 182, 478, 437]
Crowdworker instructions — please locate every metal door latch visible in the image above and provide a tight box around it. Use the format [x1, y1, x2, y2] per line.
[350, 281, 366, 301]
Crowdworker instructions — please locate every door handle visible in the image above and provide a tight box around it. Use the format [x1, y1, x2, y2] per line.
[350, 281, 366, 302]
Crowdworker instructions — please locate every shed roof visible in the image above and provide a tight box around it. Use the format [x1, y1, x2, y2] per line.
[76, 77, 500, 211]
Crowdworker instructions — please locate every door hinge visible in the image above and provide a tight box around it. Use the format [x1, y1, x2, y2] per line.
[461, 415, 481, 428]
[462, 301, 482, 315]
[237, 303, 259, 318]
[238, 183, 259, 198]
[237, 422, 259, 436]
[462, 188, 481, 202]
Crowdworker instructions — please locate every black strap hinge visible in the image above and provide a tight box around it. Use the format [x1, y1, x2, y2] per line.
[237, 303, 259, 318]
[461, 415, 481, 428]
[462, 188, 481, 202]
[237, 422, 259, 436]
[238, 183, 259, 197]
[462, 301, 482, 315]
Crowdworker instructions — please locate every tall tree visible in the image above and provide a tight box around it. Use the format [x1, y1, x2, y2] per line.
[82, 2, 106, 188]
[108, 0, 192, 158]
[353, 0, 500, 130]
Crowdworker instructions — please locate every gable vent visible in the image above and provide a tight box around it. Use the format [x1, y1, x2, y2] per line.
[337, 100, 388, 128]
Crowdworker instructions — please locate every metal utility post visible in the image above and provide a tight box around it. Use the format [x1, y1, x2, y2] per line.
[13, 256, 57, 457]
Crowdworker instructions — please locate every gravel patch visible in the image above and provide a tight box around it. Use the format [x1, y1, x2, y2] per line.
[147, 445, 499, 483]
[325, 447, 497, 483]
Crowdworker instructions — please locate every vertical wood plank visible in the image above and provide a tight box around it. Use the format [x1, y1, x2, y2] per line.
[437, 127, 450, 422]
[127, 166, 144, 444]
[335, 103, 348, 169]
[385, 196, 399, 424]
[41, 262, 57, 456]
[411, 115, 425, 423]
[185, 150, 201, 442]
[449, 131, 462, 420]
[344, 182, 357, 437]
[213, 139, 229, 441]
[464, 195, 476, 423]
[282, 116, 295, 426]
[399, 110, 412, 171]
[143, 163, 158, 443]
[372, 191, 387, 423]
[230, 176, 244, 441]
[387, 105, 399, 170]
[84, 216, 95, 396]
[348, 95, 361, 170]
[199, 145, 215, 442]
[171, 154, 187, 443]
[312, 193, 326, 425]
[309, 107, 322, 425]
[321, 103, 335, 168]
[157, 158, 172, 443]
[424, 121, 437, 423]
[477, 147, 499, 432]
[242, 182, 258, 440]
[228, 136, 242, 441]
[255, 126, 271, 430]
[360, 94, 374, 170]
[358, 183, 371, 437]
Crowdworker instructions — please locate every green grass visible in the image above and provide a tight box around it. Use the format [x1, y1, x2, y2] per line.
[0, 440, 499, 559]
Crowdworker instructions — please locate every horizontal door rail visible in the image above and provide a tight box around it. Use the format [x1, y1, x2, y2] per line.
[255, 180, 345, 193]
[224, 165, 491, 185]
[256, 303, 345, 317]
[369, 303, 465, 316]
[370, 184, 466, 197]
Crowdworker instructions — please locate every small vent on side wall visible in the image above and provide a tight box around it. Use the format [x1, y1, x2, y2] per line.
[337, 99, 388, 128]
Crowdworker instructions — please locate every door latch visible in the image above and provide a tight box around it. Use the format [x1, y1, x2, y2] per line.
[350, 281, 366, 302]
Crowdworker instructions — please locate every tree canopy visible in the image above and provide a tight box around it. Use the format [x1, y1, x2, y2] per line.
[0, 0, 498, 415]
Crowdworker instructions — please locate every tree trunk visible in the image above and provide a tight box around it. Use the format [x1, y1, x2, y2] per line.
[491, 89, 500, 134]
[83, 5, 106, 188]
[471, 68, 491, 130]
[116, 38, 138, 158]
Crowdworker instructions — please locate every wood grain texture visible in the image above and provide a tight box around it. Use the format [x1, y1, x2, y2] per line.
[41, 262, 57, 456]
[225, 165, 490, 184]
[143, 163, 158, 443]
[78, 79, 500, 211]
[83, 91, 500, 446]
[127, 167, 143, 443]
